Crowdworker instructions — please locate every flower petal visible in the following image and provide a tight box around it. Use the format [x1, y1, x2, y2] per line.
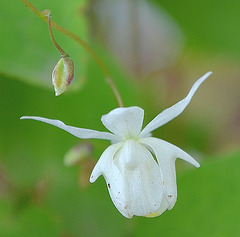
[90, 142, 131, 218]
[140, 72, 212, 137]
[114, 140, 164, 217]
[140, 137, 200, 210]
[20, 116, 117, 140]
[101, 106, 144, 140]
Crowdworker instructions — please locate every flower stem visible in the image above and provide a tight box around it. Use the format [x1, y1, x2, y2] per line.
[106, 78, 124, 108]
[21, 0, 123, 107]
[42, 9, 68, 58]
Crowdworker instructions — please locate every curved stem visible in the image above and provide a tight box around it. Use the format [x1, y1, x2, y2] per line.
[43, 10, 68, 57]
[21, 0, 123, 107]
[106, 78, 123, 108]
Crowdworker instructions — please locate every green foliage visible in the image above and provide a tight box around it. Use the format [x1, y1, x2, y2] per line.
[0, 0, 240, 236]
[156, 0, 240, 57]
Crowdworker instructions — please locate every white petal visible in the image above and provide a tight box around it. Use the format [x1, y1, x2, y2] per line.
[141, 72, 212, 137]
[140, 137, 200, 210]
[90, 143, 123, 182]
[90, 142, 131, 218]
[101, 106, 144, 140]
[114, 140, 164, 217]
[145, 197, 169, 218]
[20, 116, 117, 140]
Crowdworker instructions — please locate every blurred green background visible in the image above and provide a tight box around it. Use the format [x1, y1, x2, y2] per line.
[0, 0, 240, 236]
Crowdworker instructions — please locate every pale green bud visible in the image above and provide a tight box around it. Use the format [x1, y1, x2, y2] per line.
[52, 57, 74, 96]
[63, 143, 92, 167]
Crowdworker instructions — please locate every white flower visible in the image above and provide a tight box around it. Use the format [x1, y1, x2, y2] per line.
[21, 72, 212, 218]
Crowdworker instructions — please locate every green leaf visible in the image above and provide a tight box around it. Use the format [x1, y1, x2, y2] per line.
[0, 199, 60, 237]
[155, 0, 240, 57]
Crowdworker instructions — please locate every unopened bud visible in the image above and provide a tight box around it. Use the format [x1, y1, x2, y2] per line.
[63, 143, 92, 167]
[52, 56, 74, 96]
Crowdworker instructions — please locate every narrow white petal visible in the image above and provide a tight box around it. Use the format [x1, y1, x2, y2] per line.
[20, 116, 117, 140]
[141, 72, 212, 137]
[101, 106, 144, 139]
[90, 142, 131, 218]
[140, 137, 200, 210]
[114, 140, 163, 217]
[141, 137, 200, 167]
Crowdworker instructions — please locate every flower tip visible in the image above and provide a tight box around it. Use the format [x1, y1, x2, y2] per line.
[206, 71, 213, 76]
[54, 89, 63, 96]
[89, 175, 96, 183]
[201, 71, 212, 81]
[20, 116, 27, 120]
[195, 162, 200, 168]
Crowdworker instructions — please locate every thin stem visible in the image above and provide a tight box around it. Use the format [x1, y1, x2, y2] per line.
[43, 10, 68, 57]
[21, 0, 124, 107]
[106, 78, 124, 108]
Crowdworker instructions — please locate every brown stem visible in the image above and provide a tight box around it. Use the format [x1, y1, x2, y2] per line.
[106, 78, 124, 107]
[42, 10, 68, 57]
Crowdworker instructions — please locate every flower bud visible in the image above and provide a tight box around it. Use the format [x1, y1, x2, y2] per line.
[63, 143, 93, 167]
[52, 57, 74, 96]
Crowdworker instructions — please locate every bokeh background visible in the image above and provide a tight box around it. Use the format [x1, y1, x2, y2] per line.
[0, 0, 240, 236]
